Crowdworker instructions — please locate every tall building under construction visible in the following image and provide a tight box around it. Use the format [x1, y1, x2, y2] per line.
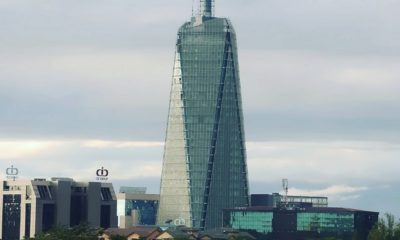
[158, 0, 249, 230]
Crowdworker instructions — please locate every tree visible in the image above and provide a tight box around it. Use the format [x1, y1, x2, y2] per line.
[34, 223, 102, 240]
[368, 213, 400, 240]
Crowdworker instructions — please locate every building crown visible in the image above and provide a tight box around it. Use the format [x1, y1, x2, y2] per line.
[200, 0, 214, 18]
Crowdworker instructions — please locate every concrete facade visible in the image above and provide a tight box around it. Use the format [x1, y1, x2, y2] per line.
[0, 178, 117, 239]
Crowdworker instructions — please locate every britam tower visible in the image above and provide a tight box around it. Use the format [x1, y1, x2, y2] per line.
[158, 0, 249, 230]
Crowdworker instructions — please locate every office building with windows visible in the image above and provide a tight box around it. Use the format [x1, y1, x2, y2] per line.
[117, 187, 159, 228]
[157, 0, 249, 230]
[251, 193, 328, 208]
[0, 178, 117, 239]
[223, 206, 378, 240]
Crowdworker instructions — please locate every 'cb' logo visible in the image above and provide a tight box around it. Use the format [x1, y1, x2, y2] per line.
[174, 218, 186, 226]
[6, 165, 19, 180]
[96, 167, 109, 177]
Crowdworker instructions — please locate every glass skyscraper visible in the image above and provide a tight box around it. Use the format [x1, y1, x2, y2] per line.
[157, 0, 249, 230]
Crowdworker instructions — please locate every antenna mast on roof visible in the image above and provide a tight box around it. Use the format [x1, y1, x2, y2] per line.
[192, 0, 195, 17]
[282, 179, 289, 208]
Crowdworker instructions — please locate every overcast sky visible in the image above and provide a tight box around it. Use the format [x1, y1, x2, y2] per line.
[0, 0, 399, 217]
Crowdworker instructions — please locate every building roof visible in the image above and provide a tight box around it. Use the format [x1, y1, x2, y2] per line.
[158, 226, 199, 239]
[224, 206, 379, 214]
[165, 229, 195, 238]
[119, 186, 147, 194]
[105, 226, 161, 237]
[251, 193, 327, 199]
[224, 206, 274, 212]
[116, 192, 160, 201]
[302, 207, 379, 214]
[199, 228, 256, 240]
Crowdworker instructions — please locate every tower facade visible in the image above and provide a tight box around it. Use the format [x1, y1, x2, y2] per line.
[158, 0, 249, 230]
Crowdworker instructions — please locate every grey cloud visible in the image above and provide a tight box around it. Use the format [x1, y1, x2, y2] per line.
[0, 49, 172, 140]
[1, 51, 399, 141]
[220, 0, 400, 55]
[0, 0, 190, 51]
[1, 1, 398, 141]
[246, 141, 400, 184]
[240, 50, 400, 141]
[2, 0, 399, 54]
[0, 0, 399, 217]
[244, 104, 400, 142]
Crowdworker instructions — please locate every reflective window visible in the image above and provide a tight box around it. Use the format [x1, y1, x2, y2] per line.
[227, 211, 273, 234]
[297, 212, 354, 232]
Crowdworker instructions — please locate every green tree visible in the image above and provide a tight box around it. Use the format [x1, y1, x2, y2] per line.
[34, 223, 102, 240]
[368, 213, 400, 240]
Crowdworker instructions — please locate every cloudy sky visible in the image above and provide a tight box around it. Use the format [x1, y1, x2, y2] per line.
[0, 0, 399, 216]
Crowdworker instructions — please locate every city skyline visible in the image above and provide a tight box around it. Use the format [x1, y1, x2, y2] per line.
[0, 0, 399, 219]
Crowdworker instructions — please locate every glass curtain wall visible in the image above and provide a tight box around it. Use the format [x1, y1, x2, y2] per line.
[158, 16, 249, 230]
[297, 212, 354, 232]
[228, 211, 273, 234]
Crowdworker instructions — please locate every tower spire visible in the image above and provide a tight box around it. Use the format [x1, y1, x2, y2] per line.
[200, 0, 214, 17]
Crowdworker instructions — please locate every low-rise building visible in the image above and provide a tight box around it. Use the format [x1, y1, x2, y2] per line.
[156, 229, 197, 240]
[101, 226, 162, 240]
[117, 187, 159, 228]
[198, 228, 256, 240]
[223, 206, 378, 240]
[0, 178, 117, 239]
[103, 226, 256, 240]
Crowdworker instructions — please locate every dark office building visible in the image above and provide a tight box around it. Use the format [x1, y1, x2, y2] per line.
[0, 178, 117, 239]
[223, 206, 378, 240]
[2, 195, 21, 240]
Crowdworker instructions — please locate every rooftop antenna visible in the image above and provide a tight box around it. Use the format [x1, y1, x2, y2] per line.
[282, 179, 289, 208]
[191, 0, 195, 17]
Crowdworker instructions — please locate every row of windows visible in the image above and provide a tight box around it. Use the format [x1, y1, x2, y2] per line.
[297, 213, 354, 232]
[226, 211, 355, 234]
[229, 212, 274, 234]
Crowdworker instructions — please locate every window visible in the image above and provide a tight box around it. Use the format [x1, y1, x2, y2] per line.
[101, 188, 112, 201]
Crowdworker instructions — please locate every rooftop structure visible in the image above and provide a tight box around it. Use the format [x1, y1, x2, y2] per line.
[251, 193, 328, 208]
